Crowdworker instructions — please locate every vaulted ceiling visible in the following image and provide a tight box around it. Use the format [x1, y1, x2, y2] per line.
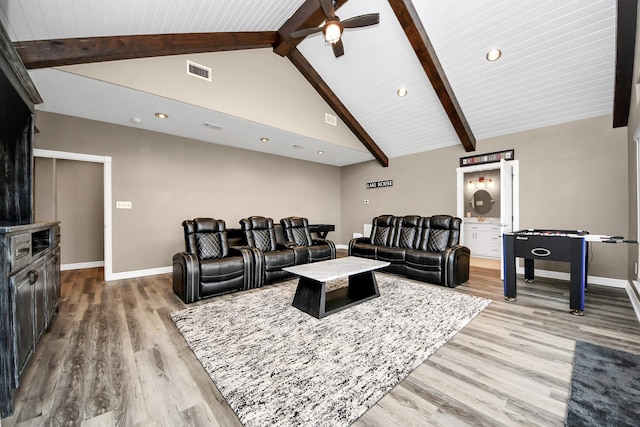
[0, 0, 633, 167]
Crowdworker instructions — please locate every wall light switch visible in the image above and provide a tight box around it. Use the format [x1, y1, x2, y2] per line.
[116, 201, 132, 209]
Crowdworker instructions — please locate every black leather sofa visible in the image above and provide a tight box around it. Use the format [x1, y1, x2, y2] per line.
[348, 214, 470, 287]
[173, 216, 336, 303]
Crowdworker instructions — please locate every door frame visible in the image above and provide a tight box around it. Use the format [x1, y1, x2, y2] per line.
[456, 160, 520, 260]
[34, 149, 114, 280]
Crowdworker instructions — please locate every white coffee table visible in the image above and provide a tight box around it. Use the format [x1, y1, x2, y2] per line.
[283, 256, 390, 318]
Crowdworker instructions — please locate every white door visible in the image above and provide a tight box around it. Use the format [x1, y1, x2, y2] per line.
[499, 159, 514, 278]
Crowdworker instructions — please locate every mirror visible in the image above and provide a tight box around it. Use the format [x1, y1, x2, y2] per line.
[470, 189, 494, 214]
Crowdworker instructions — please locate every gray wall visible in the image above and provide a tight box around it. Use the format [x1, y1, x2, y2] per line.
[341, 115, 629, 280]
[35, 111, 630, 280]
[34, 157, 104, 265]
[34, 111, 342, 273]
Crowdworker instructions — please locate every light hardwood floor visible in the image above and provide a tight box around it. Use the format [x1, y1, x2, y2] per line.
[4, 261, 640, 426]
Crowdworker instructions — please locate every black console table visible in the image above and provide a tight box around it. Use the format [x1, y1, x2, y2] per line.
[308, 224, 335, 239]
[503, 229, 588, 315]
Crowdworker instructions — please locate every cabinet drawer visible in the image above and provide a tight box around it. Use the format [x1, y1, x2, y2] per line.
[10, 234, 31, 273]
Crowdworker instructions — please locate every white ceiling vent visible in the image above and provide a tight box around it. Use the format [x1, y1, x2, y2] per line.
[202, 121, 223, 130]
[187, 60, 212, 82]
[325, 113, 337, 126]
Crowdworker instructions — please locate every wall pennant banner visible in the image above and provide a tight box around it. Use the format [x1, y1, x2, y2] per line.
[460, 149, 514, 167]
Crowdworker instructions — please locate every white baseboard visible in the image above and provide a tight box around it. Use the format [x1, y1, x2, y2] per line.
[335, 244, 348, 250]
[61, 261, 104, 271]
[106, 266, 172, 281]
[628, 281, 640, 323]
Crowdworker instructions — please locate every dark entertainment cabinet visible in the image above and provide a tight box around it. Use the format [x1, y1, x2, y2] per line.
[1, 20, 55, 417]
[0, 222, 61, 416]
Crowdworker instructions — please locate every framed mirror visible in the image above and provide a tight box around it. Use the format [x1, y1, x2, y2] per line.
[470, 189, 494, 214]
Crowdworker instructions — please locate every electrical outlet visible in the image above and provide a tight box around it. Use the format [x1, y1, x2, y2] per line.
[116, 201, 132, 209]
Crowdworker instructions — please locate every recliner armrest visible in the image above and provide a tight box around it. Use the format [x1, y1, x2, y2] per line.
[172, 252, 200, 303]
[313, 238, 337, 259]
[348, 237, 372, 255]
[229, 246, 257, 289]
[443, 245, 470, 288]
[277, 241, 298, 249]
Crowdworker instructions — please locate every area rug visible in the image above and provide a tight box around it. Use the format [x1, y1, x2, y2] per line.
[565, 341, 640, 427]
[171, 275, 491, 427]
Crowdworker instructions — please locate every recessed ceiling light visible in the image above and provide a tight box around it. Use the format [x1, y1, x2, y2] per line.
[155, 112, 169, 119]
[131, 117, 142, 124]
[397, 87, 408, 97]
[260, 137, 269, 142]
[486, 49, 502, 61]
[317, 150, 325, 155]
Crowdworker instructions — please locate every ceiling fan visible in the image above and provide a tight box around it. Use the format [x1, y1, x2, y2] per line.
[290, 0, 380, 58]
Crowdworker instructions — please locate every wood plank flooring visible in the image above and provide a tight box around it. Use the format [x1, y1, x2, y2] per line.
[3, 262, 640, 426]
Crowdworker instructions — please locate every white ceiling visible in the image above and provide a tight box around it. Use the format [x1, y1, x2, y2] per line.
[0, 0, 618, 167]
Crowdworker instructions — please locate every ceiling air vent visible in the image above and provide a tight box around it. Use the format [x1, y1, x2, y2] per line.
[325, 113, 337, 126]
[187, 60, 212, 82]
[202, 121, 223, 130]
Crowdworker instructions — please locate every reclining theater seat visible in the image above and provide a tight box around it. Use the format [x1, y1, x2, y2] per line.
[405, 215, 469, 287]
[240, 216, 296, 287]
[348, 214, 397, 259]
[378, 215, 424, 275]
[280, 217, 336, 263]
[172, 218, 254, 304]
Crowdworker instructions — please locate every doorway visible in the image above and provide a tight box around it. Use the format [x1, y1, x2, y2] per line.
[456, 160, 519, 274]
[34, 149, 114, 280]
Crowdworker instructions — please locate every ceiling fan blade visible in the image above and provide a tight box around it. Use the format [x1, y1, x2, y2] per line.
[290, 26, 323, 38]
[319, 0, 336, 19]
[332, 39, 344, 57]
[342, 13, 380, 29]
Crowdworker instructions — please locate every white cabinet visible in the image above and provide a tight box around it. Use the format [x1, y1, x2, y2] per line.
[464, 222, 501, 258]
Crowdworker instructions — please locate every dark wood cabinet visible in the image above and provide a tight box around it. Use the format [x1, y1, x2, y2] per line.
[46, 246, 61, 325]
[10, 267, 34, 384]
[1, 12, 49, 420]
[1, 222, 60, 417]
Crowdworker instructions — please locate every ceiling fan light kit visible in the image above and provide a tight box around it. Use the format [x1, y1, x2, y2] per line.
[290, 0, 379, 58]
[323, 20, 343, 44]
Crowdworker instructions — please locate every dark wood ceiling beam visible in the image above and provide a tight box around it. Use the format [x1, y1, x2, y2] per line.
[15, 32, 279, 69]
[388, 0, 476, 152]
[274, 0, 349, 57]
[612, 0, 637, 128]
[288, 48, 388, 167]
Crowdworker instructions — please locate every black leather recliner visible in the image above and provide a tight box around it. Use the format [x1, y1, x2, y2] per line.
[377, 215, 423, 275]
[172, 218, 254, 303]
[349, 214, 470, 287]
[240, 216, 297, 287]
[280, 217, 336, 263]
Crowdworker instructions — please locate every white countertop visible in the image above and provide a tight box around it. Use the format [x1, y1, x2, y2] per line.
[284, 256, 389, 282]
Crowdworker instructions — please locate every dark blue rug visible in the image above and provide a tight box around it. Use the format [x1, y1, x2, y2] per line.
[565, 341, 640, 426]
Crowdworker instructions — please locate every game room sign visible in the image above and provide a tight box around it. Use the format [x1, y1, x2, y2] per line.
[366, 179, 393, 189]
